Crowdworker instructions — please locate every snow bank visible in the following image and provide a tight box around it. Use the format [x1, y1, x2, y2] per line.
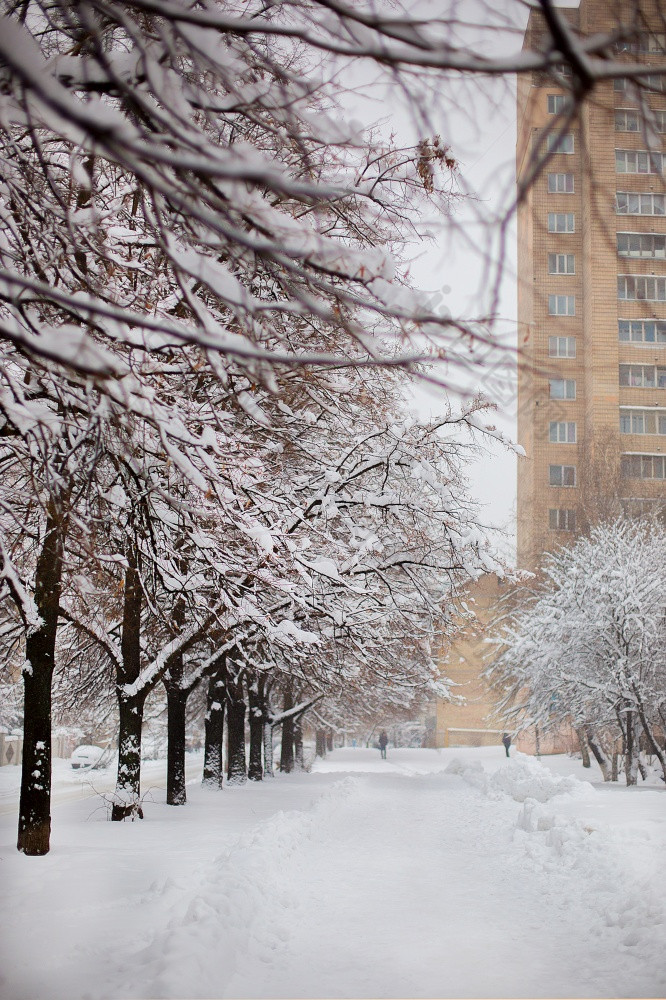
[447, 752, 666, 969]
[515, 793, 666, 957]
[445, 751, 590, 802]
[96, 777, 362, 999]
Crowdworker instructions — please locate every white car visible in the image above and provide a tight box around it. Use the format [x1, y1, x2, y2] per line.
[70, 745, 106, 769]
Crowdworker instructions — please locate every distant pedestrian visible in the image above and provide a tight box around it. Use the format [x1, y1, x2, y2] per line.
[502, 733, 511, 758]
[378, 730, 388, 759]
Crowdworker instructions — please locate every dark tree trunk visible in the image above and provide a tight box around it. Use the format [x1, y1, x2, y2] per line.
[165, 682, 188, 805]
[17, 517, 64, 856]
[112, 691, 146, 821]
[112, 547, 145, 821]
[203, 666, 226, 788]
[294, 717, 304, 771]
[315, 729, 327, 758]
[279, 687, 294, 773]
[576, 728, 591, 768]
[247, 680, 263, 781]
[585, 727, 612, 781]
[226, 672, 247, 785]
[625, 711, 639, 786]
[634, 695, 666, 783]
[163, 577, 190, 806]
[326, 731, 333, 752]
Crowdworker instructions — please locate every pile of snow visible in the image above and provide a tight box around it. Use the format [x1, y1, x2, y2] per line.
[96, 777, 363, 999]
[446, 751, 666, 968]
[446, 751, 588, 802]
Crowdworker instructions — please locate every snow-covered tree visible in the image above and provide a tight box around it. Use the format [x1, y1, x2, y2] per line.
[490, 520, 666, 785]
[6, 0, 663, 856]
[2, 0, 663, 397]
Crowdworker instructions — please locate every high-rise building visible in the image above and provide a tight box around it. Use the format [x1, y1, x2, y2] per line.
[517, 0, 666, 570]
[436, 0, 666, 748]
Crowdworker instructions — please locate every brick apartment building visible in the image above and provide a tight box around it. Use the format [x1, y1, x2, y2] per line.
[437, 0, 666, 748]
[517, 0, 666, 569]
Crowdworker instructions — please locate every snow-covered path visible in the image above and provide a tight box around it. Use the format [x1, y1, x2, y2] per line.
[1, 748, 665, 999]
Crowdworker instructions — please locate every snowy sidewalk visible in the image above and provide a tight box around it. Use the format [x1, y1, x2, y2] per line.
[1, 748, 665, 999]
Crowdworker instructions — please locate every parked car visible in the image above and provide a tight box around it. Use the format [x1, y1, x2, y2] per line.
[70, 745, 106, 769]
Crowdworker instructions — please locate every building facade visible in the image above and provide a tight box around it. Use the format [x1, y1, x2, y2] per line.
[517, 0, 666, 570]
[435, 574, 506, 749]
[437, 1, 666, 748]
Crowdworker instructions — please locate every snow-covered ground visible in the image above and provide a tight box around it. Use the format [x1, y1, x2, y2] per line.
[1, 747, 664, 999]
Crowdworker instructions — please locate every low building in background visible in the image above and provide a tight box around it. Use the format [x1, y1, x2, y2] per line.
[437, 573, 577, 756]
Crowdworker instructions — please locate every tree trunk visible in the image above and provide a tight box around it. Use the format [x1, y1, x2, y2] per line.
[279, 687, 294, 773]
[624, 711, 639, 786]
[634, 698, 666, 783]
[163, 574, 190, 806]
[612, 751, 619, 782]
[585, 727, 612, 782]
[17, 514, 64, 856]
[112, 546, 145, 821]
[202, 668, 225, 788]
[165, 682, 189, 805]
[576, 728, 591, 768]
[112, 691, 146, 821]
[263, 721, 274, 778]
[315, 729, 327, 758]
[247, 681, 263, 781]
[294, 717, 304, 771]
[326, 731, 333, 752]
[226, 672, 247, 785]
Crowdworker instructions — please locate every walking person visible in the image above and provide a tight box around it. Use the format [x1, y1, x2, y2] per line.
[378, 730, 388, 759]
[502, 732, 512, 758]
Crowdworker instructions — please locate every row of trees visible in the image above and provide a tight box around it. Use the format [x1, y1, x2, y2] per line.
[0, 0, 514, 856]
[2, 0, 665, 854]
[490, 520, 666, 786]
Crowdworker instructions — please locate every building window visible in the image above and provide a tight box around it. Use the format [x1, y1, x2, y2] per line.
[619, 319, 666, 343]
[615, 109, 640, 132]
[548, 294, 575, 315]
[620, 410, 646, 434]
[645, 74, 666, 92]
[549, 378, 576, 399]
[616, 32, 666, 54]
[549, 464, 576, 486]
[548, 212, 575, 232]
[616, 193, 666, 216]
[619, 409, 666, 434]
[547, 95, 569, 114]
[617, 232, 666, 258]
[655, 111, 666, 134]
[618, 275, 666, 301]
[546, 133, 574, 154]
[619, 364, 666, 388]
[547, 172, 575, 193]
[549, 508, 576, 531]
[615, 149, 664, 174]
[548, 253, 575, 274]
[621, 454, 666, 479]
[549, 336, 576, 357]
[549, 421, 576, 443]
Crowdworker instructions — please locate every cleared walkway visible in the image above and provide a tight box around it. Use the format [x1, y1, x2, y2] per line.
[1, 748, 664, 999]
